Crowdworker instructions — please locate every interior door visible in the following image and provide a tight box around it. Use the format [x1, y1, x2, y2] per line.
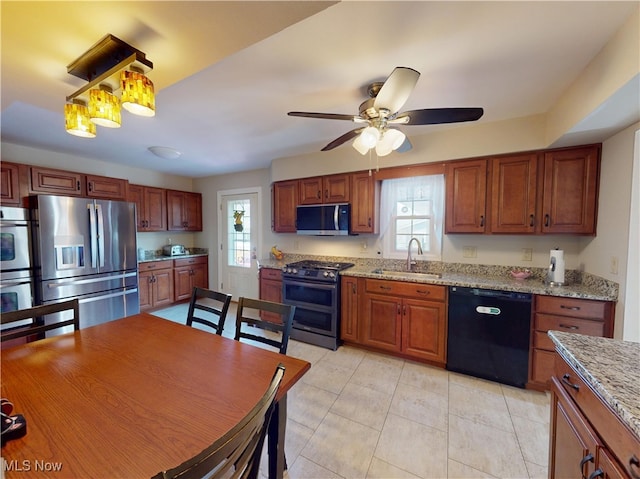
[219, 192, 259, 301]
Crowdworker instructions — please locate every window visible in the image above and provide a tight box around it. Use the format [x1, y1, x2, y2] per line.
[227, 199, 252, 268]
[380, 174, 444, 260]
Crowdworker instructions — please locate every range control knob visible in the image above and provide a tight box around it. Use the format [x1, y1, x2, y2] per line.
[323, 271, 329, 277]
[328, 272, 336, 278]
[292, 268, 297, 274]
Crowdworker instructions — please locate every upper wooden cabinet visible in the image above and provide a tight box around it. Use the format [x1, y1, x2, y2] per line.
[167, 190, 202, 231]
[128, 184, 167, 231]
[29, 166, 127, 200]
[489, 153, 538, 234]
[299, 174, 350, 205]
[541, 145, 600, 235]
[272, 180, 298, 233]
[350, 171, 378, 234]
[445, 159, 487, 233]
[1, 162, 23, 205]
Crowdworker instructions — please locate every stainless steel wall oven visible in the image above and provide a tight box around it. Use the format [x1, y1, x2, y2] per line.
[282, 260, 353, 350]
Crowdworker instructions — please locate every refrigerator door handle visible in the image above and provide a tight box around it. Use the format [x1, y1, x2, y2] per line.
[95, 203, 105, 268]
[88, 203, 98, 269]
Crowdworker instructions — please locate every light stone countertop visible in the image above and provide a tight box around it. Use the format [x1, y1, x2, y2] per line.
[548, 331, 640, 440]
[138, 252, 208, 263]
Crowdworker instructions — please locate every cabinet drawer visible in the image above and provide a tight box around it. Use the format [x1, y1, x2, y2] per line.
[364, 279, 445, 301]
[536, 296, 607, 319]
[535, 314, 604, 337]
[139, 260, 172, 272]
[173, 256, 207, 268]
[260, 268, 282, 281]
[532, 348, 556, 385]
[533, 330, 555, 351]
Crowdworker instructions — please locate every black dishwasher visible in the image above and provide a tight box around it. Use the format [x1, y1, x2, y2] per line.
[447, 286, 532, 388]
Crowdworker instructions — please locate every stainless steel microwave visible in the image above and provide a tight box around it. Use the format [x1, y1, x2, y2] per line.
[296, 203, 350, 236]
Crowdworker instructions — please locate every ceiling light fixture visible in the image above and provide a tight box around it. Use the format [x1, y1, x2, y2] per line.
[352, 126, 406, 157]
[148, 146, 182, 160]
[64, 34, 154, 138]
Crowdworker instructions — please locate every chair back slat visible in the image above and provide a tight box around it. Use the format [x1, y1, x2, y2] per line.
[152, 364, 285, 479]
[1, 299, 80, 342]
[234, 297, 295, 354]
[186, 287, 232, 335]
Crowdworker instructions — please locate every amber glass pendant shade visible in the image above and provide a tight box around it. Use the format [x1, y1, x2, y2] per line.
[120, 70, 155, 117]
[89, 85, 121, 128]
[64, 101, 96, 138]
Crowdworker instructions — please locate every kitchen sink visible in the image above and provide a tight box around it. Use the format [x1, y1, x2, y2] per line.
[370, 269, 442, 280]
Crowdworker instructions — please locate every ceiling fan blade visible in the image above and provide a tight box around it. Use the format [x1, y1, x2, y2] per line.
[396, 136, 412, 153]
[395, 107, 484, 125]
[288, 111, 357, 121]
[321, 128, 363, 151]
[373, 67, 420, 114]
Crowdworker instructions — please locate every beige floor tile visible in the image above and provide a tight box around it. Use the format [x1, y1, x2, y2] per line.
[448, 372, 504, 395]
[511, 415, 549, 467]
[287, 456, 343, 479]
[447, 459, 497, 478]
[449, 382, 514, 433]
[375, 413, 448, 479]
[321, 344, 366, 371]
[501, 385, 550, 424]
[330, 382, 393, 430]
[287, 340, 329, 365]
[284, 419, 316, 466]
[399, 361, 449, 397]
[525, 460, 548, 479]
[287, 381, 337, 430]
[366, 457, 422, 479]
[389, 381, 448, 432]
[448, 415, 528, 479]
[349, 352, 403, 394]
[301, 412, 379, 479]
[302, 358, 355, 394]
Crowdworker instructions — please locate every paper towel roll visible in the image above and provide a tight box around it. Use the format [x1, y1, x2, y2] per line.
[550, 249, 565, 284]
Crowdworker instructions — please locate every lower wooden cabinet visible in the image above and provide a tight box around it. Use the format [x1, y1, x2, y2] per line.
[139, 261, 174, 311]
[341, 277, 447, 365]
[259, 267, 283, 323]
[173, 256, 208, 301]
[549, 353, 637, 479]
[529, 295, 614, 390]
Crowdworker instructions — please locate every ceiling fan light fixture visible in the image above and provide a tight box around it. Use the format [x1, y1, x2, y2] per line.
[121, 67, 155, 117]
[352, 135, 369, 155]
[64, 100, 96, 138]
[89, 84, 121, 128]
[360, 126, 380, 149]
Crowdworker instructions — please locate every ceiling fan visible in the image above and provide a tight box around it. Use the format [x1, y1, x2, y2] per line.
[288, 67, 484, 156]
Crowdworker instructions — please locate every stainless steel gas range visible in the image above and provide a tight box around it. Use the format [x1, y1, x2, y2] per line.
[281, 260, 354, 350]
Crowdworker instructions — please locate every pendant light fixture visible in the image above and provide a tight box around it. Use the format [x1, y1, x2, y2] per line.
[64, 99, 96, 138]
[64, 34, 154, 138]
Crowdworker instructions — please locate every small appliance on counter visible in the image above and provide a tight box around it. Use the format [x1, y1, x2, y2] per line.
[546, 248, 565, 286]
[163, 244, 186, 256]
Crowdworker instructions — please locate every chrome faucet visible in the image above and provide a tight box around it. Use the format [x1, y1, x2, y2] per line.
[407, 237, 423, 272]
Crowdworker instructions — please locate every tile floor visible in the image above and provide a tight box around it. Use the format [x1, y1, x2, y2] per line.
[152, 302, 551, 479]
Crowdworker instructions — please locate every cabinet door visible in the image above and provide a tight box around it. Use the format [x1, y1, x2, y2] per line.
[362, 293, 402, 352]
[86, 174, 127, 200]
[173, 267, 193, 301]
[154, 269, 175, 307]
[1, 162, 21, 205]
[542, 146, 600, 235]
[299, 177, 323, 205]
[191, 263, 208, 290]
[127, 184, 146, 229]
[550, 378, 599, 479]
[30, 166, 83, 196]
[260, 270, 283, 324]
[145, 187, 167, 231]
[272, 180, 298, 232]
[167, 191, 186, 231]
[401, 299, 446, 364]
[340, 276, 359, 342]
[490, 154, 538, 233]
[350, 171, 377, 234]
[324, 174, 350, 203]
[594, 447, 627, 479]
[445, 159, 487, 233]
[187, 192, 203, 231]
[138, 271, 154, 311]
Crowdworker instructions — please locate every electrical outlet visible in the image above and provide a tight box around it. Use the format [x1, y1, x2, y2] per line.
[521, 248, 533, 262]
[610, 256, 619, 275]
[463, 246, 477, 258]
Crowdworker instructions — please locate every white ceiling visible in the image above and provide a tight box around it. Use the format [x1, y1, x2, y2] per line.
[1, 1, 638, 178]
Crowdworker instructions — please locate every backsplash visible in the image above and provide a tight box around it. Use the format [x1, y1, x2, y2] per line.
[138, 247, 209, 261]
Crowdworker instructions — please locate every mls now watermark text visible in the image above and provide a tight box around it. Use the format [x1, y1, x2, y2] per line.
[3, 459, 63, 472]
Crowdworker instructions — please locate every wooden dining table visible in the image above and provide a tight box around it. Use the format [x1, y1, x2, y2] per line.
[0, 312, 311, 479]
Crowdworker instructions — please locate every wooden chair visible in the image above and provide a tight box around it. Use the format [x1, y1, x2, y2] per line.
[186, 287, 232, 335]
[152, 364, 285, 479]
[1, 299, 80, 342]
[234, 297, 295, 354]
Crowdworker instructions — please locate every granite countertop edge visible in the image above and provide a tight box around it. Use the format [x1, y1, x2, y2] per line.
[138, 253, 208, 263]
[548, 331, 640, 440]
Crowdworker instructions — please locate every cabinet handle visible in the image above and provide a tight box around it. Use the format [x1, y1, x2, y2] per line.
[629, 455, 640, 479]
[560, 305, 581, 311]
[402, 305, 406, 315]
[416, 289, 430, 295]
[379, 286, 392, 291]
[544, 214, 550, 227]
[324, 190, 328, 199]
[588, 469, 604, 479]
[559, 323, 579, 330]
[529, 214, 535, 227]
[580, 453, 594, 476]
[479, 215, 484, 227]
[318, 190, 321, 199]
[88, 181, 93, 192]
[562, 373, 580, 391]
[77, 180, 81, 191]
[368, 218, 372, 227]
[351, 283, 356, 294]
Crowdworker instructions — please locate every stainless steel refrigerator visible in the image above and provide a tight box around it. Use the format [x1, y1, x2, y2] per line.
[31, 195, 139, 333]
